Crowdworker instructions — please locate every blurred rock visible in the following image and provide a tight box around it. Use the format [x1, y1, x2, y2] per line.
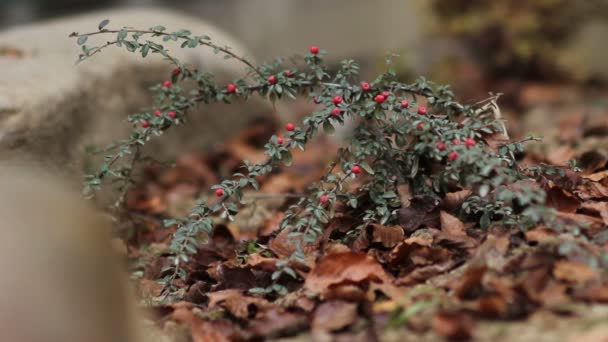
[0, 7, 269, 185]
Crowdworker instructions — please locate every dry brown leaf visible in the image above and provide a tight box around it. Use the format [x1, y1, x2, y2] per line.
[442, 190, 472, 210]
[371, 224, 405, 248]
[525, 226, 557, 244]
[553, 260, 598, 285]
[170, 302, 245, 342]
[575, 180, 608, 200]
[207, 289, 273, 319]
[545, 186, 580, 213]
[397, 183, 413, 207]
[546, 146, 577, 166]
[579, 201, 608, 225]
[576, 282, 608, 303]
[451, 264, 487, 299]
[555, 212, 605, 237]
[475, 294, 508, 318]
[312, 300, 358, 332]
[395, 260, 458, 286]
[432, 311, 474, 340]
[268, 229, 317, 259]
[246, 253, 278, 272]
[398, 195, 440, 233]
[438, 211, 478, 250]
[583, 170, 608, 182]
[439, 211, 466, 237]
[249, 308, 307, 339]
[305, 252, 390, 297]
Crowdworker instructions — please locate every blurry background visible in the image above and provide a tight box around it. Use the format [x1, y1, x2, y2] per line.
[1, 0, 608, 168]
[3, 0, 608, 91]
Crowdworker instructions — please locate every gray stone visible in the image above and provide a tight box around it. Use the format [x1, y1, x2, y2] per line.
[0, 7, 269, 181]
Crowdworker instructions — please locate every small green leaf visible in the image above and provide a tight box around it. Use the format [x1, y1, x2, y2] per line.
[98, 19, 110, 30]
[360, 162, 375, 175]
[77, 36, 88, 45]
[323, 121, 335, 135]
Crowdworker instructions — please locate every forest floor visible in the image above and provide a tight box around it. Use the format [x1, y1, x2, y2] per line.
[121, 82, 608, 342]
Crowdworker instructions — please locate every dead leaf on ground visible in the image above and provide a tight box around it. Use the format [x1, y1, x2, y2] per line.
[451, 264, 487, 300]
[268, 229, 317, 261]
[553, 260, 599, 285]
[442, 190, 472, 210]
[575, 180, 608, 200]
[207, 289, 273, 319]
[398, 195, 440, 233]
[579, 201, 608, 225]
[371, 224, 405, 248]
[312, 300, 358, 332]
[432, 311, 474, 340]
[305, 252, 390, 298]
[397, 183, 413, 207]
[438, 211, 478, 250]
[525, 226, 557, 244]
[583, 170, 608, 182]
[545, 186, 580, 213]
[249, 308, 308, 338]
[170, 302, 246, 342]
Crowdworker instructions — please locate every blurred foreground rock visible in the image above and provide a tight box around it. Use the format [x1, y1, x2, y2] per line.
[0, 7, 270, 184]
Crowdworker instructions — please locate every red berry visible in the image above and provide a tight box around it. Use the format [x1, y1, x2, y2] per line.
[448, 151, 459, 161]
[215, 188, 224, 197]
[172, 67, 181, 75]
[382, 91, 390, 98]
[268, 75, 277, 85]
[418, 106, 427, 115]
[333, 95, 343, 105]
[286, 123, 295, 131]
[361, 82, 371, 91]
[168, 111, 176, 119]
[401, 100, 409, 109]
[352, 165, 362, 174]
[310, 46, 320, 54]
[436, 141, 446, 151]
[285, 70, 293, 77]
[453, 139, 461, 145]
[154, 110, 162, 116]
[465, 138, 476, 148]
[277, 136, 284, 145]
[375, 94, 386, 104]
[141, 120, 150, 128]
[417, 122, 425, 131]
[226, 83, 237, 93]
[313, 96, 320, 104]
[320, 194, 329, 204]
[331, 107, 341, 117]
[163, 80, 171, 88]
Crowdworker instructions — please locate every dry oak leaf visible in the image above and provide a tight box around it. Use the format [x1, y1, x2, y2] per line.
[371, 224, 405, 248]
[249, 308, 308, 339]
[207, 289, 274, 319]
[544, 186, 580, 213]
[312, 300, 358, 332]
[524, 226, 557, 244]
[170, 302, 244, 342]
[579, 201, 608, 225]
[583, 170, 608, 183]
[553, 260, 598, 285]
[438, 211, 478, 249]
[575, 180, 608, 200]
[269, 229, 317, 260]
[432, 311, 474, 340]
[442, 190, 472, 210]
[305, 252, 390, 297]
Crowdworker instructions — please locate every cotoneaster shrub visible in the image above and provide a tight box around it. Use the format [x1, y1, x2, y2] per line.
[71, 20, 572, 300]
